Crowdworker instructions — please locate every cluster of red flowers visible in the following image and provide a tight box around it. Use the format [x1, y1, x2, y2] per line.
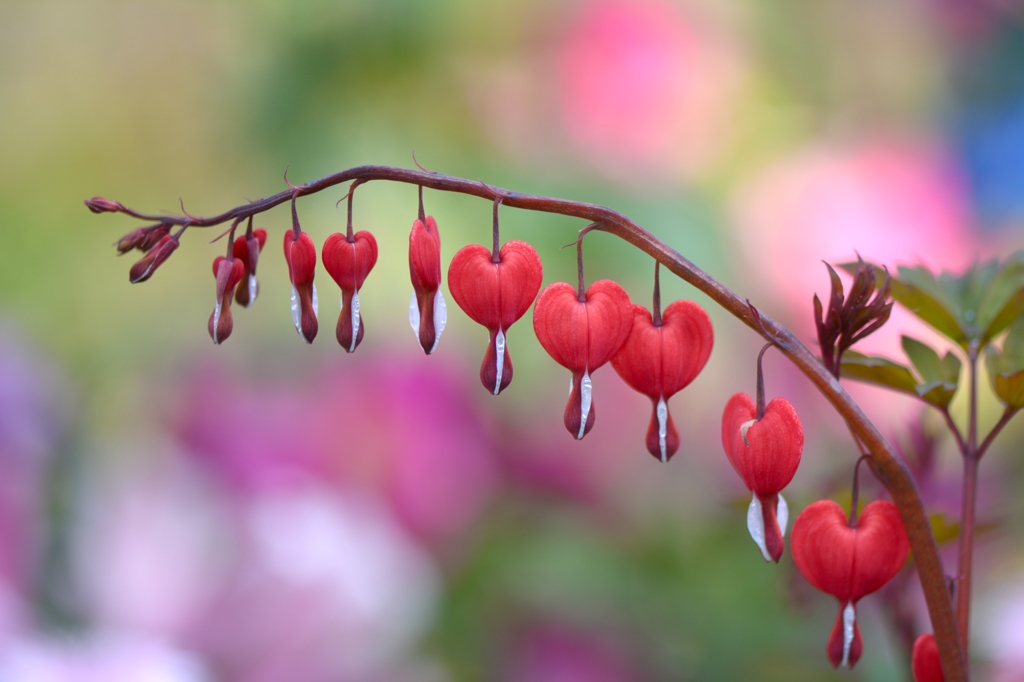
[108, 189, 941, 677]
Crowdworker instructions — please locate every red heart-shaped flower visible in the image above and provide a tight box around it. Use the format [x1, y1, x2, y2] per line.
[912, 634, 943, 682]
[283, 231, 318, 344]
[322, 231, 378, 352]
[533, 280, 633, 439]
[791, 499, 910, 669]
[721, 392, 803, 563]
[448, 240, 543, 394]
[611, 300, 713, 461]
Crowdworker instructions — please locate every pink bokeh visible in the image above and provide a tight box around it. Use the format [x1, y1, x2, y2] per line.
[557, 0, 742, 178]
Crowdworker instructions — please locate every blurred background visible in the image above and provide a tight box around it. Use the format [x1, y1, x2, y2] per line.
[0, 0, 1023, 680]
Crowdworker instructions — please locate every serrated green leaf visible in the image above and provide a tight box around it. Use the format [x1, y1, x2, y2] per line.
[840, 351, 919, 394]
[902, 336, 943, 382]
[939, 351, 962, 385]
[915, 380, 958, 408]
[978, 251, 1024, 341]
[1003, 317, 1024, 370]
[994, 370, 1024, 409]
[891, 277, 967, 345]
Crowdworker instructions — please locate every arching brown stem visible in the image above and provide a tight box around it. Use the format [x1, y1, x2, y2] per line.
[86, 164, 967, 681]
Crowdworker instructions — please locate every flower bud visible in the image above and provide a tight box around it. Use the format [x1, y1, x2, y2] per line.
[283, 230, 318, 344]
[209, 256, 245, 344]
[129, 235, 178, 283]
[409, 216, 446, 354]
[232, 228, 267, 307]
[85, 196, 123, 214]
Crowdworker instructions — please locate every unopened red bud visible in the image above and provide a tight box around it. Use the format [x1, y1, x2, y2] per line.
[85, 196, 123, 214]
[233, 228, 267, 307]
[115, 227, 147, 254]
[283, 230, 319, 343]
[209, 256, 245, 344]
[408, 216, 446, 354]
[129, 235, 178, 283]
[138, 224, 171, 252]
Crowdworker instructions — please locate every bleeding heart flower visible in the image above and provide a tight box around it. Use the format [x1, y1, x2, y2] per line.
[409, 215, 446, 354]
[721, 392, 803, 562]
[209, 256, 245, 344]
[233, 227, 267, 308]
[322, 231, 378, 352]
[448, 240, 543, 394]
[283, 230, 318, 344]
[912, 634, 943, 682]
[791, 499, 910, 669]
[533, 280, 633, 439]
[611, 299, 713, 461]
[129, 234, 179, 283]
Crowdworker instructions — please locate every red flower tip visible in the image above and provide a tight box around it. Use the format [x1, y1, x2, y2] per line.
[533, 279, 633, 439]
[128, 235, 178, 283]
[611, 300, 713, 461]
[208, 256, 245, 344]
[912, 634, 944, 682]
[448, 240, 543, 394]
[721, 392, 803, 562]
[283, 231, 318, 343]
[409, 216, 446, 354]
[85, 196, 122, 214]
[322, 231, 378, 352]
[233, 228, 267, 308]
[791, 499, 910, 669]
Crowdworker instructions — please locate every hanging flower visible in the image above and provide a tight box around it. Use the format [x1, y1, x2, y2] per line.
[791, 499, 910, 669]
[209, 256, 245, 344]
[448, 240, 543, 395]
[409, 213, 446, 355]
[322, 231, 378, 352]
[233, 225, 267, 308]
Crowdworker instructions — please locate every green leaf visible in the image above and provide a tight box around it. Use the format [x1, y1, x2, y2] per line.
[891, 275, 967, 345]
[994, 370, 1024, 409]
[939, 351, 962, 385]
[915, 380, 958, 409]
[901, 336, 943, 382]
[978, 251, 1024, 341]
[1003, 317, 1024, 370]
[840, 351, 919, 395]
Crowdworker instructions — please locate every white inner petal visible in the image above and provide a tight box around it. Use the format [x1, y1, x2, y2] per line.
[493, 328, 506, 395]
[311, 283, 318, 318]
[740, 418, 757, 446]
[349, 289, 360, 352]
[747, 494, 772, 562]
[290, 285, 302, 337]
[777, 493, 789, 538]
[247, 274, 258, 307]
[408, 290, 420, 336]
[576, 370, 592, 440]
[212, 301, 222, 344]
[841, 602, 856, 668]
[431, 288, 446, 353]
[656, 396, 669, 463]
